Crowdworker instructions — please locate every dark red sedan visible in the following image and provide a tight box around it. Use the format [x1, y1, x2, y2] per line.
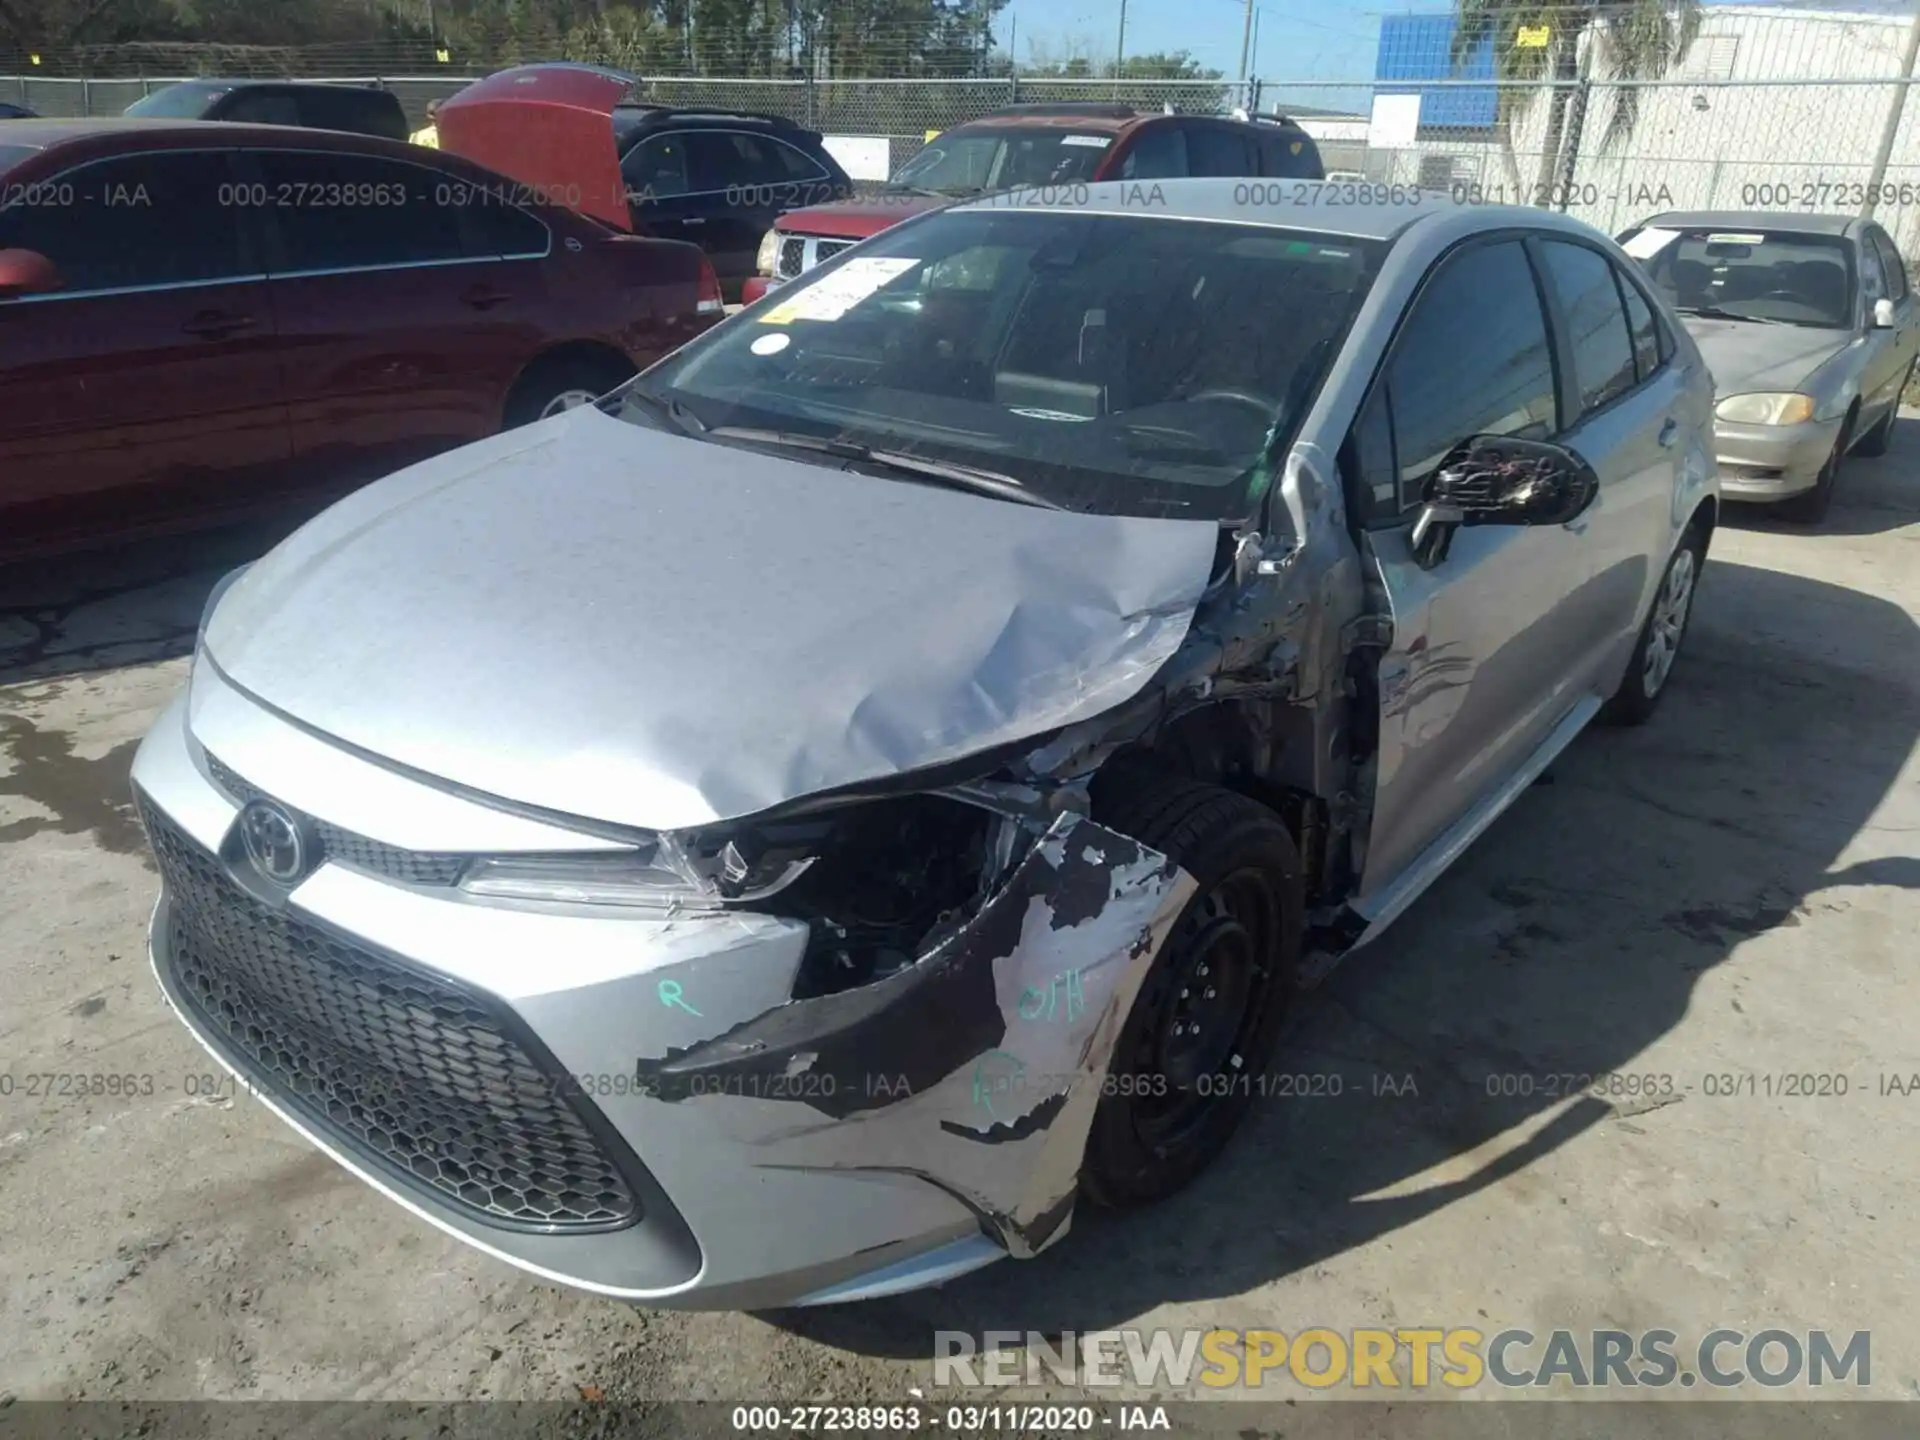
[0, 119, 723, 561]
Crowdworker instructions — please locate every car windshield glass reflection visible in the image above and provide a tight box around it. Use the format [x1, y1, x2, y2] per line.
[124, 84, 228, 118]
[888, 129, 1114, 196]
[629, 210, 1384, 521]
[1631, 228, 1858, 329]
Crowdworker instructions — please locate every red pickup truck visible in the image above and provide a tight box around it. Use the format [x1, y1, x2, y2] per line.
[740, 103, 1326, 303]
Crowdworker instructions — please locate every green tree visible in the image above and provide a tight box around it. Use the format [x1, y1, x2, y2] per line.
[1452, 0, 1701, 204]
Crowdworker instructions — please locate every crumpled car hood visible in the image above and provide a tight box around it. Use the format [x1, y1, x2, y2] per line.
[205, 408, 1220, 833]
[1683, 317, 1855, 396]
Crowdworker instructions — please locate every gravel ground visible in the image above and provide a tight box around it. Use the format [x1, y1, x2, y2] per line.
[2, 424, 1917, 1411]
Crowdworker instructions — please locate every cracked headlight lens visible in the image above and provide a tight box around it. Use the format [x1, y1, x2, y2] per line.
[460, 832, 814, 911]
[1716, 392, 1816, 426]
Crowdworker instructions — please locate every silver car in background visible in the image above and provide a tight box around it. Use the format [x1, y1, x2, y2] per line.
[133, 181, 1717, 1310]
[1618, 210, 1919, 523]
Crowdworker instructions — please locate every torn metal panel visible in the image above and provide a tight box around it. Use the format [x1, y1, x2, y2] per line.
[206, 407, 1221, 835]
[631, 813, 1195, 1256]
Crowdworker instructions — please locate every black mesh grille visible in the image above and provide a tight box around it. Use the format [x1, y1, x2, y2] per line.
[140, 795, 641, 1233]
[816, 239, 852, 264]
[777, 236, 805, 278]
[203, 752, 469, 886]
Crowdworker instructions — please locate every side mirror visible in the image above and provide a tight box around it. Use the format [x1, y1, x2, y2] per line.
[0, 248, 60, 300]
[1873, 297, 1897, 329]
[1409, 434, 1600, 568]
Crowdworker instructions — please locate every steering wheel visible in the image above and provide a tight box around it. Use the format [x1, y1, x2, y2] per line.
[1184, 388, 1282, 418]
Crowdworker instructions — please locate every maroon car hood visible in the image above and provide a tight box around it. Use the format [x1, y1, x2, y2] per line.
[438, 64, 634, 231]
[778, 195, 943, 239]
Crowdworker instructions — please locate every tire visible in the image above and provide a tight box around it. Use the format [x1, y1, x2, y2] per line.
[1776, 413, 1852, 524]
[1601, 526, 1705, 727]
[1852, 366, 1908, 458]
[503, 353, 637, 430]
[1080, 772, 1303, 1210]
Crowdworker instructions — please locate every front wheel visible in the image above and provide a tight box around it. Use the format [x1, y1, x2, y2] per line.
[1776, 416, 1851, 524]
[1852, 364, 1909, 458]
[1081, 774, 1302, 1209]
[503, 354, 637, 430]
[1602, 529, 1703, 726]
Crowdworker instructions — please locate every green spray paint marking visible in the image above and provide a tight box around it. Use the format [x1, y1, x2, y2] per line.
[657, 979, 702, 1016]
[971, 1049, 1025, 1121]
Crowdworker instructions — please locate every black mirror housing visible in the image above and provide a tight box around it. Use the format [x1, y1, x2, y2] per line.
[1425, 434, 1599, 528]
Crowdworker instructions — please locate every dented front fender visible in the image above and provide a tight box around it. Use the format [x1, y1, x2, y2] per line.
[632, 813, 1195, 1256]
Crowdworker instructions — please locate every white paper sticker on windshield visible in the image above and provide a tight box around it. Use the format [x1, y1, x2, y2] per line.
[1060, 134, 1112, 148]
[1705, 232, 1766, 245]
[1621, 226, 1680, 259]
[758, 256, 919, 325]
[750, 332, 791, 356]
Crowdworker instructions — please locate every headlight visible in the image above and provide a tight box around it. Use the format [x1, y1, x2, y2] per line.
[1716, 392, 1816, 425]
[756, 228, 781, 276]
[196, 562, 252, 650]
[461, 830, 815, 912]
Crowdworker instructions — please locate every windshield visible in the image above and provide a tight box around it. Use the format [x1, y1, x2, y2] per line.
[626, 207, 1384, 521]
[0, 145, 35, 172]
[125, 83, 228, 118]
[888, 127, 1116, 196]
[1623, 225, 1857, 328]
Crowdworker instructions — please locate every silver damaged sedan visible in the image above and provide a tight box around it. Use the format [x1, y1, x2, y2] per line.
[134, 180, 1719, 1309]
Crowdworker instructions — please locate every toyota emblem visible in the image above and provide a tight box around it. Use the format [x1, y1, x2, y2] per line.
[238, 798, 311, 885]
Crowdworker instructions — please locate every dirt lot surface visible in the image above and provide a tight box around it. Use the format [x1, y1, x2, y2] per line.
[3, 425, 1917, 1412]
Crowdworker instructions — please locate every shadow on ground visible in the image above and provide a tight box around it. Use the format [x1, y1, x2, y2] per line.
[768, 547, 1919, 1353]
[0, 514, 309, 688]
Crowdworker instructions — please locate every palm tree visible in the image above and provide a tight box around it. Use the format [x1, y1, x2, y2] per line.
[1452, 0, 1701, 205]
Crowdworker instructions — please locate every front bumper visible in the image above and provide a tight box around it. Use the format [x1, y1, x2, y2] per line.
[131, 662, 1192, 1309]
[1713, 414, 1844, 500]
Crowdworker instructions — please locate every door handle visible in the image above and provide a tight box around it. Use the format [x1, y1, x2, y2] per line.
[460, 285, 513, 310]
[1657, 417, 1679, 448]
[181, 310, 255, 338]
[679, 217, 706, 226]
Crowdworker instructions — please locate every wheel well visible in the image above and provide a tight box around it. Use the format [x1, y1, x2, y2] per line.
[1095, 702, 1332, 899]
[1687, 494, 1718, 548]
[502, 341, 636, 422]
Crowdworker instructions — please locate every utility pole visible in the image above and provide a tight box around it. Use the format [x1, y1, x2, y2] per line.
[1116, 0, 1126, 78]
[1237, 0, 1254, 91]
[1862, 0, 1920, 219]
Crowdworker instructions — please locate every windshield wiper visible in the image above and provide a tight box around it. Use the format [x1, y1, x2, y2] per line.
[1674, 305, 1782, 325]
[704, 426, 1063, 509]
[611, 385, 707, 434]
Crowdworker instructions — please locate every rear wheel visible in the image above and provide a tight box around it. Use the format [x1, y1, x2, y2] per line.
[1776, 413, 1852, 524]
[1081, 774, 1302, 1209]
[1602, 526, 1704, 726]
[503, 353, 637, 430]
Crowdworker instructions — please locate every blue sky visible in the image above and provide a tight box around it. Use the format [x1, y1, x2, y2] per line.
[990, 0, 1456, 84]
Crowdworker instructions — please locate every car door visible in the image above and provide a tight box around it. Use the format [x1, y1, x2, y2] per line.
[684, 129, 800, 290]
[1864, 226, 1917, 424]
[622, 129, 697, 242]
[247, 145, 548, 490]
[0, 146, 292, 556]
[1531, 236, 1689, 665]
[1352, 235, 1599, 900]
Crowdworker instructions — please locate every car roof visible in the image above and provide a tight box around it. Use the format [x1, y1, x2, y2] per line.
[144, 77, 392, 96]
[1635, 209, 1862, 238]
[614, 104, 808, 134]
[948, 176, 1552, 243]
[948, 107, 1308, 138]
[0, 117, 454, 164]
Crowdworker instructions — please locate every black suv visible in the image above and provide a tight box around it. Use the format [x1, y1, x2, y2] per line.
[124, 81, 409, 142]
[612, 105, 854, 298]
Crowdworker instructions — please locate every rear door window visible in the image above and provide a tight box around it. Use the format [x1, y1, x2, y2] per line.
[1117, 123, 1188, 180]
[1258, 128, 1319, 178]
[1616, 264, 1663, 381]
[623, 134, 690, 199]
[1186, 124, 1258, 177]
[0, 150, 247, 293]
[1539, 239, 1639, 415]
[252, 150, 465, 272]
[687, 131, 788, 192]
[218, 90, 302, 126]
[296, 88, 403, 140]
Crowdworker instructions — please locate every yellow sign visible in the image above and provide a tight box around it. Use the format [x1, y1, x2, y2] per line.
[436, 46, 451, 62]
[926, 129, 940, 143]
[29, 53, 41, 65]
[1516, 24, 1551, 47]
